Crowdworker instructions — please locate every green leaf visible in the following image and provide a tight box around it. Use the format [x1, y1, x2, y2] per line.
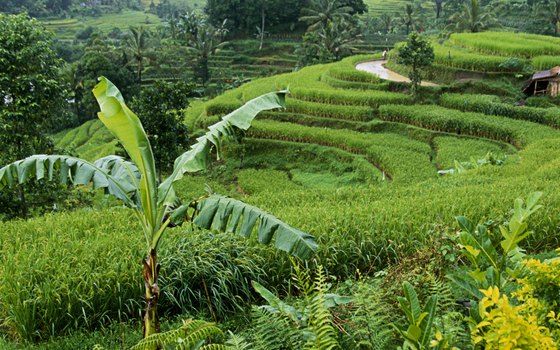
[93, 77, 158, 237]
[402, 281, 422, 324]
[419, 295, 437, 347]
[323, 294, 353, 308]
[193, 194, 317, 260]
[458, 224, 498, 269]
[0, 154, 140, 207]
[456, 216, 475, 234]
[157, 91, 287, 210]
[406, 324, 422, 342]
[252, 281, 300, 322]
[446, 273, 483, 299]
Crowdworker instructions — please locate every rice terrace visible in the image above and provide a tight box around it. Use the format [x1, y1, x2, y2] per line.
[1, 0, 560, 349]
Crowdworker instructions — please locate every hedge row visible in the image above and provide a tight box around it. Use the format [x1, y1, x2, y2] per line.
[378, 104, 558, 147]
[286, 98, 374, 121]
[290, 87, 411, 107]
[532, 55, 560, 70]
[440, 93, 560, 128]
[321, 72, 390, 90]
[448, 32, 560, 58]
[432, 43, 516, 72]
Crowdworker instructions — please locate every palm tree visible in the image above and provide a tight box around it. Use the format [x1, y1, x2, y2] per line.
[0, 77, 317, 340]
[186, 22, 228, 84]
[316, 18, 362, 61]
[398, 4, 420, 35]
[447, 0, 499, 33]
[534, 0, 560, 36]
[299, 0, 353, 31]
[380, 13, 394, 33]
[125, 26, 151, 82]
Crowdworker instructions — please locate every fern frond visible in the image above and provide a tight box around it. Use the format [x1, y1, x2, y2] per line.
[304, 266, 340, 350]
[130, 319, 228, 350]
[251, 306, 303, 350]
[199, 345, 234, 350]
[225, 330, 252, 350]
[427, 273, 456, 313]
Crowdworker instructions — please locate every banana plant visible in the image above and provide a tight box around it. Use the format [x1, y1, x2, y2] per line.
[0, 77, 318, 339]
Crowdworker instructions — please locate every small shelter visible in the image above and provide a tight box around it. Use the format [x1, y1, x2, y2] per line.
[523, 66, 560, 97]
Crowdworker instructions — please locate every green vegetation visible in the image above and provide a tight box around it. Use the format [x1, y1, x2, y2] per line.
[4, 2, 560, 349]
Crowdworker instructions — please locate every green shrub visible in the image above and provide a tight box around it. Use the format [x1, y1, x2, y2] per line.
[440, 93, 560, 128]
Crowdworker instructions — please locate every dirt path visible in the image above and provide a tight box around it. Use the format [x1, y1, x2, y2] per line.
[355, 60, 438, 86]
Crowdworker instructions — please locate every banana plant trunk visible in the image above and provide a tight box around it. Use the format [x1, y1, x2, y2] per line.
[143, 248, 160, 339]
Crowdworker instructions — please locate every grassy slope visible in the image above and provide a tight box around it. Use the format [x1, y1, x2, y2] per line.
[6, 34, 560, 345]
[41, 10, 162, 40]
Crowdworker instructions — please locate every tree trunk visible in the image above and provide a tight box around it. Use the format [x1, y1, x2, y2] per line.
[259, 7, 265, 51]
[143, 248, 160, 340]
[435, 0, 442, 19]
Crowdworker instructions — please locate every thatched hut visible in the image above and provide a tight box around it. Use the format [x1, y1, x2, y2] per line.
[523, 66, 560, 97]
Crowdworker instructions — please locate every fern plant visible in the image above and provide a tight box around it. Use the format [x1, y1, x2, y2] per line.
[340, 278, 393, 350]
[250, 263, 351, 350]
[130, 319, 231, 350]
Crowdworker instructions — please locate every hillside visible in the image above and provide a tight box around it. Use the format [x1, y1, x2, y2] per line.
[3, 29, 560, 347]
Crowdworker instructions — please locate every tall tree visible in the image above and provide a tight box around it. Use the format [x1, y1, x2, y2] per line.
[0, 77, 318, 339]
[126, 26, 152, 83]
[398, 4, 421, 34]
[205, 0, 303, 34]
[186, 22, 228, 84]
[73, 47, 137, 123]
[435, 0, 444, 18]
[396, 32, 434, 97]
[0, 13, 68, 219]
[299, 0, 354, 31]
[447, 0, 499, 33]
[534, 0, 560, 35]
[130, 80, 193, 176]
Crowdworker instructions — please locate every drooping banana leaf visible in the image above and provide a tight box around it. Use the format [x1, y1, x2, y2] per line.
[157, 91, 287, 210]
[192, 194, 317, 260]
[93, 77, 158, 229]
[0, 155, 141, 207]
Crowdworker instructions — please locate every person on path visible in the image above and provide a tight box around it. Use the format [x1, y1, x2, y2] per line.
[382, 49, 387, 60]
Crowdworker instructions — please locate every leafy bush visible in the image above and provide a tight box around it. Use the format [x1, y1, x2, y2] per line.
[473, 287, 556, 349]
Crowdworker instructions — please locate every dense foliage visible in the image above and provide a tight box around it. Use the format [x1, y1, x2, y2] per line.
[4, 1, 560, 348]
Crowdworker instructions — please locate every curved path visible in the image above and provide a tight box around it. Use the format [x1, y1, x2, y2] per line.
[355, 60, 438, 86]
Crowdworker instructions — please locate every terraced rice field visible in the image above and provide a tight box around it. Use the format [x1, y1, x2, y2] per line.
[388, 31, 560, 81]
[58, 50, 560, 258]
[41, 10, 162, 40]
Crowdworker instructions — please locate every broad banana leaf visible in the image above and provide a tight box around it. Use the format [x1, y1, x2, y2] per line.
[93, 77, 158, 229]
[0, 155, 140, 207]
[157, 91, 288, 209]
[193, 194, 317, 260]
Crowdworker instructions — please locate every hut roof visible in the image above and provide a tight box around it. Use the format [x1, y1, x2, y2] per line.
[532, 66, 560, 80]
[523, 66, 560, 94]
